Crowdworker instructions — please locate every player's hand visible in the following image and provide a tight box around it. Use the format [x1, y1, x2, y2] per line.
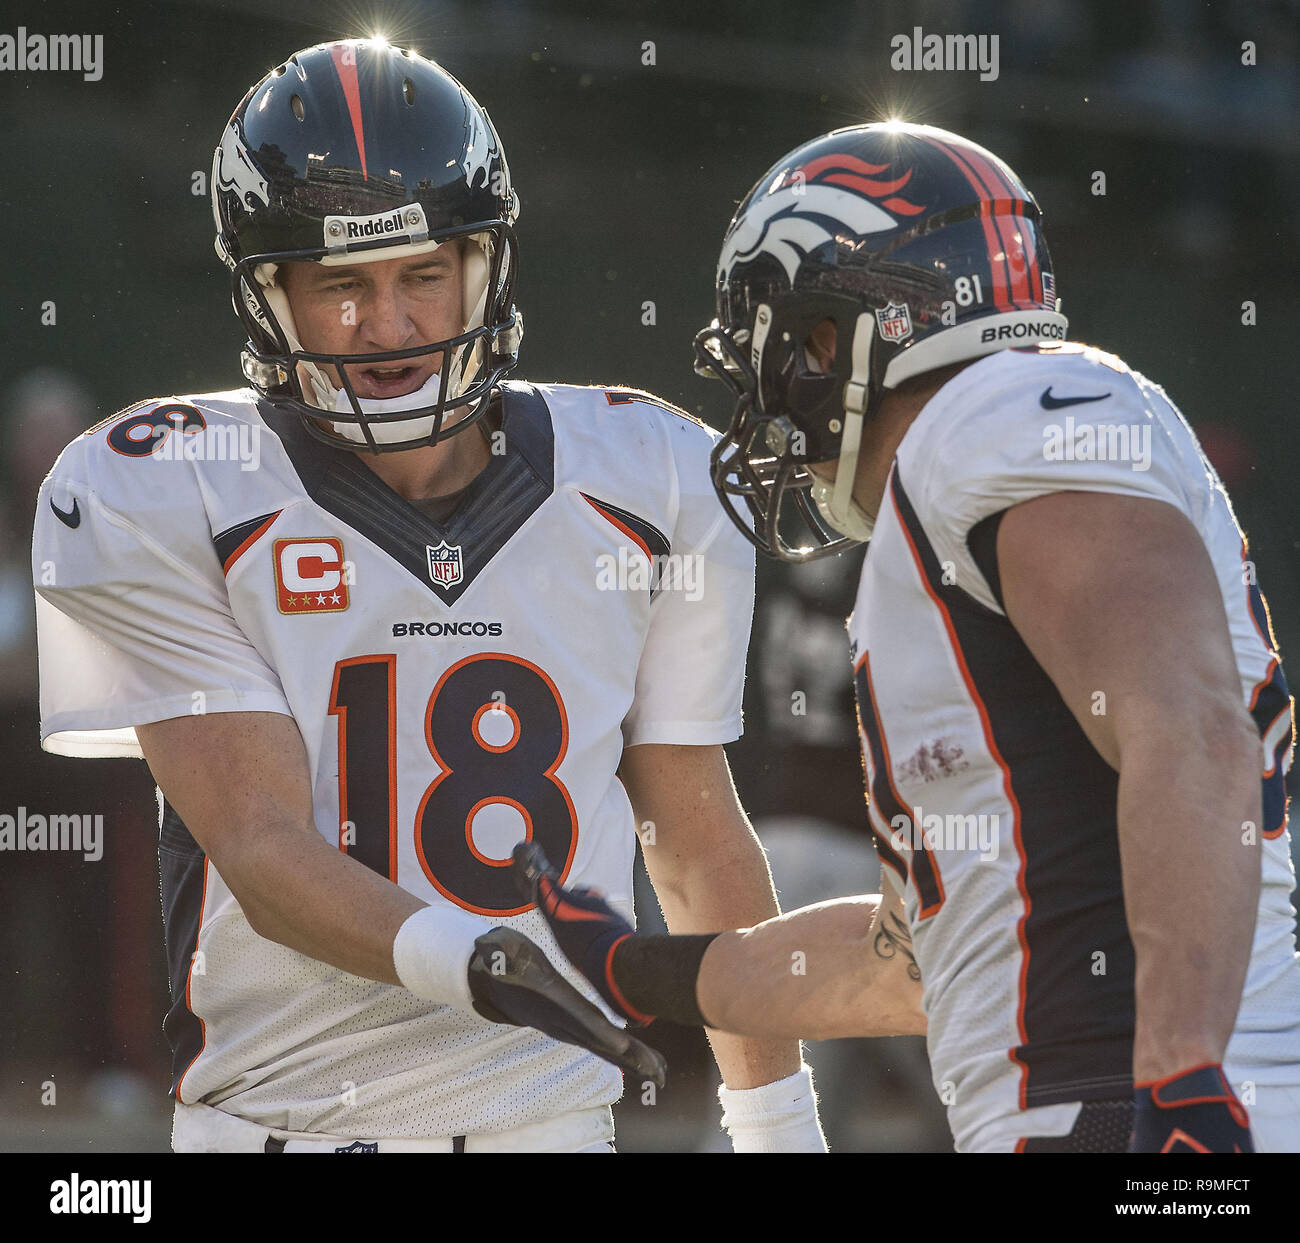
[1129, 1064, 1254, 1152]
[467, 925, 665, 1087]
[511, 841, 651, 1025]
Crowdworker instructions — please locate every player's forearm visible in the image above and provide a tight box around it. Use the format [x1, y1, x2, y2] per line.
[1116, 701, 1262, 1082]
[643, 829, 800, 1087]
[221, 817, 426, 984]
[697, 895, 925, 1039]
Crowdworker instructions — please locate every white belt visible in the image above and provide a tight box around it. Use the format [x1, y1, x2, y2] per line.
[173, 1100, 614, 1153]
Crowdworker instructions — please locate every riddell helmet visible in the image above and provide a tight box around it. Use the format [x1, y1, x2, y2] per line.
[211, 38, 522, 452]
[695, 121, 1067, 560]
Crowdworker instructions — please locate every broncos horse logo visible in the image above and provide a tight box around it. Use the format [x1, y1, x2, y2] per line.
[462, 106, 499, 192]
[213, 121, 271, 211]
[718, 155, 926, 286]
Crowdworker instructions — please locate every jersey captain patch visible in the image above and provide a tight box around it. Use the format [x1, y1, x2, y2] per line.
[274, 537, 350, 614]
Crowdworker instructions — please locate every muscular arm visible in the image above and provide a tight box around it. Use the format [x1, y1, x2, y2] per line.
[696, 883, 926, 1040]
[996, 491, 1261, 1082]
[138, 711, 424, 984]
[619, 743, 800, 1088]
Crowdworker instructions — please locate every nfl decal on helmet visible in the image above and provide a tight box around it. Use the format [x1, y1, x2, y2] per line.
[696, 121, 1066, 561]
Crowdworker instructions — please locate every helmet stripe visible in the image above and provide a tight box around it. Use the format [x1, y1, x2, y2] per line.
[1014, 200, 1044, 303]
[329, 44, 369, 181]
[917, 134, 1015, 312]
[956, 146, 1038, 307]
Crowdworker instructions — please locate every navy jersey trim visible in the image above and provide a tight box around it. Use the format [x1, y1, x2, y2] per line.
[1019, 1098, 1133, 1153]
[966, 509, 1008, 612]
[260, 382, 554, 606]
[602, 387, 706, 428]
[581, 494, 670, 560]
[853, 650, 937, 906]
[213, 510, 283, 575]
[158, 797, 207, 1099]
[1243, 575, 1294, 840]
[889, 468, 1135, 1107]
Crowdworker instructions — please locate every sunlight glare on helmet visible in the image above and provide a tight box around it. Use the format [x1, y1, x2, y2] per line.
[343, 0, 420, 56]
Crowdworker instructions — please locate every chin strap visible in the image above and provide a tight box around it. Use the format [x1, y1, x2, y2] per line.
[810, 312, 877, 543]
[253, 263, 337, 409]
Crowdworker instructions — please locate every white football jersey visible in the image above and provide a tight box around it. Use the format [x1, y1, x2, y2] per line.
[33, 380, 754, 1137]
[847, 343, 1299, 1151]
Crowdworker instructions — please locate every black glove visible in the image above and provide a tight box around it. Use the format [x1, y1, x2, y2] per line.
[467, 925, 665, 1086]
[1130, 1064, 1254, 1152]
[512, 840, 652, 1024]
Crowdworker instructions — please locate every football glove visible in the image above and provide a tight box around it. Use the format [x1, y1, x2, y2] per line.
[512, 840, 653, 1025]
[1130, 1063, 1254, 1152]
[467, 925, 665, 1087]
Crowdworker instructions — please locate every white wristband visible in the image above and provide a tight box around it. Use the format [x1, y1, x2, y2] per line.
[392, 905, 488, 1012]
[718, 1064, 828, 1153]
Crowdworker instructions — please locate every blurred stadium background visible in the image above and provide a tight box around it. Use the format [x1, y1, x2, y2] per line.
[1, 0, 1296, 1152]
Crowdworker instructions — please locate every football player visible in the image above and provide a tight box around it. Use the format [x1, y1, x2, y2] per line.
[518, 122, 1300, 1153]
[31, 40, 826, 1153]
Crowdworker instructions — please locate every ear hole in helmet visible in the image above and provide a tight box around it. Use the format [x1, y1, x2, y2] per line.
[805, 319, 837, 373]
[290, 94, 305, 121]
[403, 78, 415, 105]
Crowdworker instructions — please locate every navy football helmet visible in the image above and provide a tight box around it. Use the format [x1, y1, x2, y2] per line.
[695, 121, 1066, 560]
[211, 39, 521, 452]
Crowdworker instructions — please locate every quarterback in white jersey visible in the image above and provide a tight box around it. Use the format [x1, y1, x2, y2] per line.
[523, 123, 1300, 1154]
[32, 41, 827, 1153]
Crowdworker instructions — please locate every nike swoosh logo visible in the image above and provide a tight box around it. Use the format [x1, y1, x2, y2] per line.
[49, 496, 81, 529]
[1040, 387, 1111, 410]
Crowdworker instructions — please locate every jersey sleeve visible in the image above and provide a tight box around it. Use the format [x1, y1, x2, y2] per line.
[903, 348, 1200, 615]
[620, 420, 756, 748]
[33, 443, 291, 759]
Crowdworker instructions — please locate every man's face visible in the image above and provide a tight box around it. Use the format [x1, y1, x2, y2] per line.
[279, 243, 465, 400]
[803, 318, 840, 483]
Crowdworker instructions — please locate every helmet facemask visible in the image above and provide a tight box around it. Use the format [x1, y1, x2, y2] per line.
[698, 121, 1069, 561]
[696, 297, 876, 563]
[229, 219, 521, 453]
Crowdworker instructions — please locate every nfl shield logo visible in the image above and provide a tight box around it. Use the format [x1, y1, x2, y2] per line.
[875, 301, 913, 343]
[426, 541, 464, 590]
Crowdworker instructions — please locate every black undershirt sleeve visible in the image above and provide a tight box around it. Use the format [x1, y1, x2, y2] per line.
[611, 933, 720, 1026]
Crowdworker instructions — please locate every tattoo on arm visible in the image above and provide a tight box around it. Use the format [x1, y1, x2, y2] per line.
[873, 911, 921, 982]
